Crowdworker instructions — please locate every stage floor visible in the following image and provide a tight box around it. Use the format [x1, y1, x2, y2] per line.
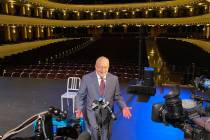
[0, 77, 189, 140]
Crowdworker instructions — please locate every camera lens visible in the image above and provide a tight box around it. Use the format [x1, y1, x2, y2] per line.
[152, 103, 164, 122]
[164, 91, 183, 121]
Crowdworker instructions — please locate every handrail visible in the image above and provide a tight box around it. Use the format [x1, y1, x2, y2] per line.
[171, 38, 210, 53]
[0, 38, 71, 58]
[16, 0, 205, 11]
[0, 14, 210, 27]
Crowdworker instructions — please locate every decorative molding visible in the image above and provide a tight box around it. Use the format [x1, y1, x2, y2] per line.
[18, 0, 205, 11]
[0, 14, 210, 27]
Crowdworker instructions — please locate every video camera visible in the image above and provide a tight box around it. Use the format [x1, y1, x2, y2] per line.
[33, 106, 82, 139]
[0, 107, 89, 140]
[152, 90, 210, 140]
[193, 75, 210, 92]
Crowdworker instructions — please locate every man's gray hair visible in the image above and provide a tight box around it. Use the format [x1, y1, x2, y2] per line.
[95, 56, 109, 65]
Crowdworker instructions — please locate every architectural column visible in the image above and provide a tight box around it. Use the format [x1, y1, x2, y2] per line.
[34, 7, 39, 17]
[47, 27, 51, 38]
[202, 26, 207, 38]
[145, 10, 148, 18]
[10, 25, 17, 42]
[159, 8, 164, 18]
[20, 4, 26, 16]
[189, 7, 194, 16]
[4, 25, 17, 42]
[38, 7, 43, 18]
[90, 12, 93, 20]
[103, 12, 107, 19]
[46, 27, 54, 38]
[123, 25, 127, 33]
[173, 7, 178, 17]
[109, 25, 113, 33]
[51, 27, 54, 38]
[35, 26, 40, 39]
[25, 4, 31, 16]
[34, 7, 43, 18]
[2, 2, 9, 14]
[49, 9, 54, 19]
[115, 11, 119, 19]
[27, 26, 32, 40]
[208, 4, 210, 13]
[131, 11, 135, 18]
[5, 26, 11, 41]
[45, 10, 50, 18]
[21, 26, 28, 40]
[63, 10, 67, 20]
[8, 1, 15, 15]
[76, 11, 80, 20]
[204, 5, 208, 14]
[206, 26, 210, 39]
[39, 26, 44, 39]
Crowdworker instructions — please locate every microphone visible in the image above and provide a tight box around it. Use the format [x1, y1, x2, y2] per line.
[91, 98, 105, 110]
[91, 98, 117, 120]
[91, 100, 99, 110]
[103, 101, 117, 120]
[98, 97, 105, 103]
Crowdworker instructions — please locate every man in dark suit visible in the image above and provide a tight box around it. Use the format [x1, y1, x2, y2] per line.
[75, 56, 132, 140]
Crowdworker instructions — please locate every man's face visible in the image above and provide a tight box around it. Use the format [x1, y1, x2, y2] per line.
[95, 59, 109, 77]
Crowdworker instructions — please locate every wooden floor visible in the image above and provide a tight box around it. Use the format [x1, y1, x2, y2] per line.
[0, 77, 190, 140]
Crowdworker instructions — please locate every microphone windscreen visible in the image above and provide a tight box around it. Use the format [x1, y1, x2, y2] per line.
[77, 131, 91, 140]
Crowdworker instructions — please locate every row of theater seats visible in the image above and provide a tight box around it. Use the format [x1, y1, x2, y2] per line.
[0, 36, 147, 82]
[2, 38, 91, 66]
[156, 38, 210, 68]
[1, 63, 140, 81]
[3, 68, 86, 79]
[51, 36, 142, 66]
[156, 38, 210, 83]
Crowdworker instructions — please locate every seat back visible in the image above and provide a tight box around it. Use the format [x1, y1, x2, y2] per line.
[67, 77, 81, 92]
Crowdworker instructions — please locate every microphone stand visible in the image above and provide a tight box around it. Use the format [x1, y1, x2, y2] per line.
[98, 105, 103, 140]
[92, 101, 103, 140]
[92, 100, 116, 140]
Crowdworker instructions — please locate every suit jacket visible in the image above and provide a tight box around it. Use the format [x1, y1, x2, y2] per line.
[75, 71, 127, 127]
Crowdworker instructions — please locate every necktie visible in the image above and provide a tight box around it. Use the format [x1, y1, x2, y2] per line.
[99, 77, 105, 96]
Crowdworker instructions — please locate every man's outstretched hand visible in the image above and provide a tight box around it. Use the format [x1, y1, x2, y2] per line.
[75, 109, 83, 119]
[122, 107, 132, 119]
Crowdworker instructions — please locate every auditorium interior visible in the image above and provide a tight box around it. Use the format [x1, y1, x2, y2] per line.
[1, 0, 210, 140]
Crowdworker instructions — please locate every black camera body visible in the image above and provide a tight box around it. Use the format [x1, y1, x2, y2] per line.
[194, 75, 210, 92]
[152, 91, 185, 127]
[33, 107, 84, 140]
[1, 107, 88, 140]
[152, 91, 210, 140]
